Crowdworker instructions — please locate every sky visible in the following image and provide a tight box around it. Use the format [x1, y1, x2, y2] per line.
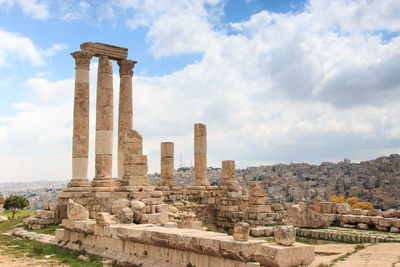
[1, 0, 400, 183]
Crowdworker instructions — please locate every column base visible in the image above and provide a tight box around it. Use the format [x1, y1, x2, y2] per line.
[91, 177, 115, 192]
[64, 179, 91, 192]
[192, 179, 210, 186]
[157, 178, 179, 187]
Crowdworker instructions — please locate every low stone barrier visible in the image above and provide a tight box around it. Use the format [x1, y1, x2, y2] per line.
[12, 228, 56, 245]
[56, 218, 314, 267]
[296, 228, 400, 243]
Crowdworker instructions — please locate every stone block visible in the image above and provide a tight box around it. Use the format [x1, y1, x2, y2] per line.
[80, 42, 128, 60]
[124, 154, 147, 165]
[161, 142, 174, 157]
[111, 198, 130, 215]
[358, 223, 369, 230]
[182, 220, 202, 230]
[254, 242, 314, 267]
[96, 212, 113, 226]
[379, 218, 393, 227]
[67, 199, 89, 220]
[55, 228, 65, 243]
[249, 182, 266, 197]
[274, 225, 296, 246]
[391, 226, 400, 233]
[233, 222, 250, 241]
[336, 203, 351, 214]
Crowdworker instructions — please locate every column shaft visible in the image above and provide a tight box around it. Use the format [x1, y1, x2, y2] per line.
[193, 123, 210, 186]
[117, 59, 136, 178]
[92, 55, 115, 191]
[158, 142, 178, 186]
[67, 51, 92, 192]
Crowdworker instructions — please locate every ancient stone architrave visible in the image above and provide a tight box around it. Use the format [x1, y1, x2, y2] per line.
[117, 59, 136, 179]
[66, 51, 92, 192]
[193, 123, 210, 186]
[158, 142, 178, 187]
[220, 160, 241, 192]
[80, 42, 128, 60]
[91, 55, 115, 191]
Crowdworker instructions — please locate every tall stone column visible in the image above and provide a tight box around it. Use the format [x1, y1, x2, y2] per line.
[158, 142, 178, 186]
[92, 55, 115, 191]
[66, 51, 92, 192]
[193, 123, 210, 186]
[117, 59, 136, 178]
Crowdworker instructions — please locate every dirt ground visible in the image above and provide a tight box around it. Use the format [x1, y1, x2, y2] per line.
[0, 252, 64, 266]
[312, 242, 400, 267]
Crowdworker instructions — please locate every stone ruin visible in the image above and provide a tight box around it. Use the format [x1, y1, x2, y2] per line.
[23, 42, 315, 266]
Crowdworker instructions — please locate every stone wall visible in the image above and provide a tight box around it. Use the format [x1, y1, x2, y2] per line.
[314, 202, 400, 232]
[160, 182, 283, 231]
[56, 217, 314, 267]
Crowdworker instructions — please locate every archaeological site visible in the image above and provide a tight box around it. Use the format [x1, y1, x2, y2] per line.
[16, 43, 400, 266]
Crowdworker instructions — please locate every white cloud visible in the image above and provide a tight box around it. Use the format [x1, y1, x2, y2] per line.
[2, 0, 400, 182]
[44, 43, 68, 57]
[0, 0, 50, 19]
[0, 29, 44, 66]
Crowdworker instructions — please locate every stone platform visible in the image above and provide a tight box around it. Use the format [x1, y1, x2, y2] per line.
[56, 220, 314, 267]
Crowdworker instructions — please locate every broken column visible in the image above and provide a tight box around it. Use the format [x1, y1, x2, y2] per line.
[117, 59, 136, 178]
[220, 160, 241, 191]
[116, 130, 151, 190]
[91, 55, 115, 191]
[158, 142, 178, 186]
[248, 182, 269, 212]
[66, 51, 92, 192]
[193, 123, 209, 186]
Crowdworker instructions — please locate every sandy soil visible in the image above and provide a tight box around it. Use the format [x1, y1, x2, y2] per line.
[333, 243, 400, 267]
[311, 243, 356, 267]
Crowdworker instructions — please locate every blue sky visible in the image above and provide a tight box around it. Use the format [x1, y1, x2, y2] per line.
[0, 0, 400, 182]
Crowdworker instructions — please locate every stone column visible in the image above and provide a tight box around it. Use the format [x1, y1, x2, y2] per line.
[220, 160, 241, 191]
[248, 182, 269, 212]
[66, 51, 92, 192]
[117, 59, 136, 178]
[193, 123, 210, 186]
[158, 142, 178, 186]
[92, 55, 115, 191]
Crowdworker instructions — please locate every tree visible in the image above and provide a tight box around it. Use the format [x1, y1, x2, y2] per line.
[3, 195, 29, 219]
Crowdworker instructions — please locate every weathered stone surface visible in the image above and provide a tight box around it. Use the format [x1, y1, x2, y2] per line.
[96, 212, 113, 226]
[67, 199, 89, 220]
[274, 225, 296, 246]
[80, 42, 128, 60]
[383, 209, 396, 218]
[249, 182, 266, 197]
[111, 198, 130, 215]
[131, 200, 146, 223]
[391, 226, 400, 233]
[271, 203, 284, 212]
[117, 207, 134, 224]
[358, 223, 369, 230]
[285, 203, 329, 228]
[336, 203, 351, 214]
[233, 222, 250, 241]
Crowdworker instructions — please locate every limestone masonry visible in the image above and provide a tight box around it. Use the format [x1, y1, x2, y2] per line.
[26, 42, 316, 267]
[19, 41, 400, 266]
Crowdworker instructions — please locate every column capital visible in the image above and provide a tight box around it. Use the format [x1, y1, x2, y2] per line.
[118, 59, 137, 77]
[71, 51, 92, 70]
